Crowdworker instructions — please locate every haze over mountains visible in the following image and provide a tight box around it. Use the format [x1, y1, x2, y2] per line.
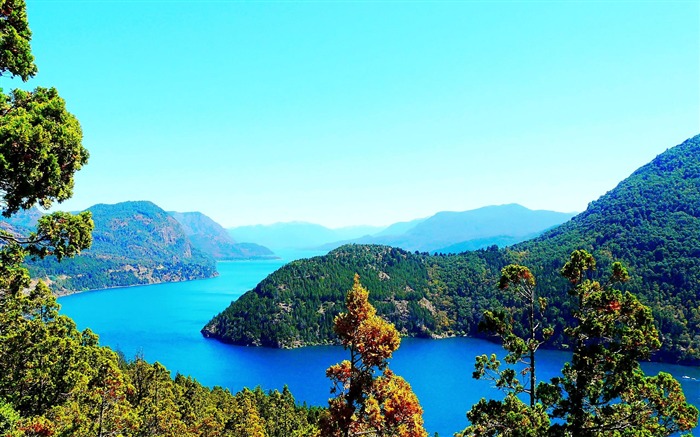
[229, 204, 576, 253]
[227, 223, 385, 251]
[323, 204, 577, 253]
[1, 201, 276, 293]
[169, 211, 276, 260]
[204, 134, 700, 363]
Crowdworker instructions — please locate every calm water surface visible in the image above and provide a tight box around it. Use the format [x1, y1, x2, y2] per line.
[58, 250, 700, 436]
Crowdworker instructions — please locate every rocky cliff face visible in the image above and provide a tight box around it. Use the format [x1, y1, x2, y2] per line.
[169, 211, 276, 260]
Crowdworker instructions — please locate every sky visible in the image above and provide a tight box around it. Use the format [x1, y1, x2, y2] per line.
[9, 0, 700, 228]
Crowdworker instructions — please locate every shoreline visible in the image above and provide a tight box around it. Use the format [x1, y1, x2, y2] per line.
[48, 255, 286, 298]
[52, 272, 221, 298]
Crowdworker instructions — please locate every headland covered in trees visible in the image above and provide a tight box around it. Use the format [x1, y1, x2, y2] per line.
[0, 201, 277, 294]
[0, 0, 697, 435]
[203, 134, 700, 364]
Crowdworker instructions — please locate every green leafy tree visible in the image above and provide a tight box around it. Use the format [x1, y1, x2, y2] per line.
[460, 265, 552, 437]
[1, 0, 88, 217]
[462, 250, 698, 437]
[322, 274, 427, 437]
[0, 0, 37, 81]
[0, 0, 92, 273]
[538, 250, 698, 436]
[0, 3, 325, 436]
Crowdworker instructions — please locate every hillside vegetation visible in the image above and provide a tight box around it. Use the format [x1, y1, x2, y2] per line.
[28, 201, 217, 292]
[204, 134, 700, 363]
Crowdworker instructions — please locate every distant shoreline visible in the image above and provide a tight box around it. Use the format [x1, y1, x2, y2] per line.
[47, 255, 290, 298]
[52, 273, 220, 299]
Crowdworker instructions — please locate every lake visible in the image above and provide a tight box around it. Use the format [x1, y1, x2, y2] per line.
[58, 250, 700, 436]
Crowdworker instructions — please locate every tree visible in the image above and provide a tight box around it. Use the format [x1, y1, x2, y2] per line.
[459, 265, 552, 437]
[322, 274, 427, 437]
[0, 2, 95, 435]
[0, 0, 92, 290]
[461, 250, 698, 437]
[539, 250, 698, 436]
[0, 0, 37, 81]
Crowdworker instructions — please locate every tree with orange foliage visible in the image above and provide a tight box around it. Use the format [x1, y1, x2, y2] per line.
[322, 274, 427, 437]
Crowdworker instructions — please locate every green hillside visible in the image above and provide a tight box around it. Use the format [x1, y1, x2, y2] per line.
[29, 201, 217, 292]
[203, 134, 700, 363]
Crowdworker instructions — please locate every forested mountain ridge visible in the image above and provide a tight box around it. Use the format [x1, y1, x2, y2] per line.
[27, 201, 217, 292]
[169, 211, 277, 260]
[203, 134, 700, 363]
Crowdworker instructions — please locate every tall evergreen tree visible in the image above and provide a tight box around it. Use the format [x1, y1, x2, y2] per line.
[322, 274, 427, 437]
[460, 265, 552, 436]
[461, 250, 698, 437]
[539, 250, 698, 436]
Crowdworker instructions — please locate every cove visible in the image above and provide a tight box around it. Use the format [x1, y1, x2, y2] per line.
[58, 250, 700, 436]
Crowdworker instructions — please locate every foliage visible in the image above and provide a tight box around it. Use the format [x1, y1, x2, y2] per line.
[0, 0, 36, 81]
[0, 87, 88, 216]
[460, 394, 549, 437]
[538, 250, 698, 436]
[0, 284, 323, 436]
[458, 264, 554, 437]
[462, 251, 698, 437]
[25, 201, 217, 292]
[469, 264, 553, 414]
[204, 134, 700, 363]
[322, 275, 426, 437]
[1, 1, 87, 215]
[0, 5, 321, 437]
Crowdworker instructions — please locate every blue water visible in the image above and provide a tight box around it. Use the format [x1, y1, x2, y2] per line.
[58, 250, 700, 436]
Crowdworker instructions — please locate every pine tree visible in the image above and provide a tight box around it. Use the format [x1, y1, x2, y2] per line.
[322, 274, 427, 437]
[461, 250, 698, 436]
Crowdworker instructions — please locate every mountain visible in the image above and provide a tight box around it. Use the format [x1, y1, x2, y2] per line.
[433, 231, 545, 254]
[28, 201, 217, 293]
[202, 134, 700, 363]
[169, 211, 277, 260]
[0, 206, 43, 234]
[227, 222, 385, 251]
[372, 217, 427, 237]
[322, 205, 576, 252]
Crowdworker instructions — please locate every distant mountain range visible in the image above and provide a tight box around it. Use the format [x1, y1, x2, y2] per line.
[203, 134, 700, 364]
[169, 211, 276, 260]
[228, 205, 576, 253]
[322, 204, 576, 253]
[1, 201, 276, 293]
[227, 222, 384, 251]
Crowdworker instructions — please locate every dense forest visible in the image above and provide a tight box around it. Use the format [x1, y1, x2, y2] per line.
[0, 284, 322, 436]
[0, 4, 320, 435]
[204, 135, 700, 363]
[26, 201, 217, 293]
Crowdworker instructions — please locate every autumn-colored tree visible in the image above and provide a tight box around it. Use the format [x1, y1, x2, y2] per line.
[322, 274, 426, 437]
[0, 3, 324, 436]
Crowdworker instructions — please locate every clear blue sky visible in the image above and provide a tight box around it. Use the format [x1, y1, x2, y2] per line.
[14, 0, 700, 228]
